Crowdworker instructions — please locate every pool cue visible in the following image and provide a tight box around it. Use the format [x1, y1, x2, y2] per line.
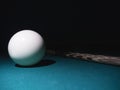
[46, 50, 120, 66]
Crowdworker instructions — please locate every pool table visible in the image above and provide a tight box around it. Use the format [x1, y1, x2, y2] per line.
[0, 55, 120, 90]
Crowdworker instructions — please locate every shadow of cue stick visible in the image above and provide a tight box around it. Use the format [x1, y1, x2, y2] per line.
[46, 50, 120, 66]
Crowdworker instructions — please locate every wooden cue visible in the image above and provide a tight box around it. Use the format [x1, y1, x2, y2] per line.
[46, 50, 120, 66]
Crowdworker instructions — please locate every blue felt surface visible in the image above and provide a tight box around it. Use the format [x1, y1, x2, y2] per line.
[0, 56, 120, 90]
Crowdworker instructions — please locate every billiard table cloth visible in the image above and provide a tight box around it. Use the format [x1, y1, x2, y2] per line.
[0, 55, 120, 90]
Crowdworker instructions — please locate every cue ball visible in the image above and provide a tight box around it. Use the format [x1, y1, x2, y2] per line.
[8, 30, 45, 66]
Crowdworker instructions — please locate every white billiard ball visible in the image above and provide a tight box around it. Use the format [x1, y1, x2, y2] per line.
[8, 30, 45, 66]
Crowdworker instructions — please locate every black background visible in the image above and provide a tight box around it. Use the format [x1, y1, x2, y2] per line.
[0, 0, 119, 57]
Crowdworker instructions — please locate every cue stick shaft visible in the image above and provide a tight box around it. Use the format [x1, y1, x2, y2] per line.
[46, 50, 120, 66]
